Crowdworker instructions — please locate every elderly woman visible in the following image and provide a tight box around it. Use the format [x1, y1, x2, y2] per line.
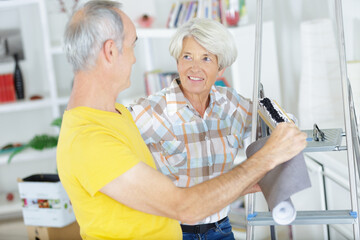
[129, 18, 255, 240]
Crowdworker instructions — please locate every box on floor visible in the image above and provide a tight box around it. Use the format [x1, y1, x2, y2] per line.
[17, 174, 75, 227]
[27, 221, 81, 240]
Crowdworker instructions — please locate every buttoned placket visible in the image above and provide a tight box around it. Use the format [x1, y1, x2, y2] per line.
[203, 99, 216, 168]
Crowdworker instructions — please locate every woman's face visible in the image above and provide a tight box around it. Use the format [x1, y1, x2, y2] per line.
[177, 37, 222, 99]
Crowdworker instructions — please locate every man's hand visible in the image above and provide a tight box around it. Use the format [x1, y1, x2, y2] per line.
[256, 122, 307, 170]
[242, 183, 261, 195]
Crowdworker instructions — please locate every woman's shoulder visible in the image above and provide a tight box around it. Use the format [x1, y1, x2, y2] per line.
[128, 90, 168, 115]
[215, 85, 250, 103]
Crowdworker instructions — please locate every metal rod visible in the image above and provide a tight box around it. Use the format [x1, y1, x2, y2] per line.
[246, 0, 263, 239]
[247, 210, 357, 226]
[334, 0, 360, 238]
[348, 85, 360, 179]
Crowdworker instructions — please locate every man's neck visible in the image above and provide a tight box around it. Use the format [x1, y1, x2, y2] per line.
[67, 70, 119, 113]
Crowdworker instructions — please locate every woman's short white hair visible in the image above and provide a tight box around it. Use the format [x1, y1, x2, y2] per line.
[64, 0, 123, 72]
[169, 18, 237, 70]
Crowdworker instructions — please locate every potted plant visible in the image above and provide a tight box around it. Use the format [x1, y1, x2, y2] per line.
[6, 117, 62, 164]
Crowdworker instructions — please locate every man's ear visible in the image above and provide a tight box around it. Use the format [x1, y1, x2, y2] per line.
[103, 39, 117, 63]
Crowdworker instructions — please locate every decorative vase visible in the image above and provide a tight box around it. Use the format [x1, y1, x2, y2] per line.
[13, 53, 25, 100]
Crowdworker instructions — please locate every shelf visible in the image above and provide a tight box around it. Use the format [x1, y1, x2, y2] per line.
[0, 60, 15, 75]
[57, 96, 69, 106]
[51, 45, 64, 55]
[0, 98, 53, 113]
[136, 24, 250, 39]
[0, 148, 57, 166]
[303, 128, 343, 152]
[0, 192, 22, 219]
[51, 28, 179, 52]
[0, 0, 40, 8]
[137, 28, 177, 38]
[49, 25, 252, 51]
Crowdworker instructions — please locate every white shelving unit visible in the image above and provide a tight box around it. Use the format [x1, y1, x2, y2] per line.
[0, 148, 57, 166]
[0, 192, 22, 220]
[0, 0, 60, 219]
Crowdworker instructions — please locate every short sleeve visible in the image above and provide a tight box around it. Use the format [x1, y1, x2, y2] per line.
[73, 131, 141, 197]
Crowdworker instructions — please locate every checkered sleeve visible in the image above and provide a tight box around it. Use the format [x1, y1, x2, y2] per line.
[239, 95, 253, 139]
[128, 97, 155, 145]
[226, 87, 253, 145]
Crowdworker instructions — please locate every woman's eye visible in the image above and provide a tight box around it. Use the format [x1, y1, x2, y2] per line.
[183, 55, 191, 60]
[203, 57, 211, 62]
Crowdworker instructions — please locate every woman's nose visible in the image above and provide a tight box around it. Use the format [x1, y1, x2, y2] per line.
[191, 60, 200, 70]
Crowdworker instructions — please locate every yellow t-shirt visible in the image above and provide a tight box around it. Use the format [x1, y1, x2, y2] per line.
[57, 103, 181, 240]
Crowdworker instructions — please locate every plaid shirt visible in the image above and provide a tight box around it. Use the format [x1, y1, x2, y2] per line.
[128, 79, 252, 224]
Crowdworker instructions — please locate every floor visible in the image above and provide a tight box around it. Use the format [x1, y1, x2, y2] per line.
[0, 218, 246, 240]
[0, 218, 28, 240]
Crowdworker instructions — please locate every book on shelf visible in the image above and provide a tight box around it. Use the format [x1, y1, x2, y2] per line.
[166, 0, 248, 28]
[167, 0, 225, 28]
[166, 3, 177, 28]
[144, 70, 178, 96]
[0, 73, 16, 103]
[173, 3, 184, 28]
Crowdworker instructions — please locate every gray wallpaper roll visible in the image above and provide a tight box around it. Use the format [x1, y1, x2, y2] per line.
[246, 136, 311, 224]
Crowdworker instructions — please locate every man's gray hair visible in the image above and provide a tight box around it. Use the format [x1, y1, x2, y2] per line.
[169, 18, 237, 70]
[64, 0, 123, 72]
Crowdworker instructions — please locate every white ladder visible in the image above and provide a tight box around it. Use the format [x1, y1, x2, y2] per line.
[246, 0, 360, 239]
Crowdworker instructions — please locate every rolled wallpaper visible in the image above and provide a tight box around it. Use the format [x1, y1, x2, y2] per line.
[246, 136, 311, 225]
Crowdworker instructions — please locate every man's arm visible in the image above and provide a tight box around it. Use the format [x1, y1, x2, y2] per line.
[100, 122, 307, 224]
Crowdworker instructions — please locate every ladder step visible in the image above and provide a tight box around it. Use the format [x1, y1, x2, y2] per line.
[247, 210, 357, 226]
[303, 128, 343, 152]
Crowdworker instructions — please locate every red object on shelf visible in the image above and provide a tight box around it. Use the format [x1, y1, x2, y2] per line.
[0, 73, 16, 103]
[137, 14, 154, 28]
[30, 95, 43, 100]
[6, 192, 14, 201]
[225, 10, 240, 26]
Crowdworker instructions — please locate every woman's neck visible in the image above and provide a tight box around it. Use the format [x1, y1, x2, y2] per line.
[183, 91, 210, 117]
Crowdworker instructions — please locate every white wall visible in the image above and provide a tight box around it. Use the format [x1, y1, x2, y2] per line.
[245, 0, 359, 115]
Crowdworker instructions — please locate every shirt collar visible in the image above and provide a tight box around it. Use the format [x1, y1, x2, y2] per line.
[166, 78, 228, 116]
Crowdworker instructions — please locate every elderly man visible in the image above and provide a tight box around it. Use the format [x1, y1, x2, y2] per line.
[57, 1, 307, 239]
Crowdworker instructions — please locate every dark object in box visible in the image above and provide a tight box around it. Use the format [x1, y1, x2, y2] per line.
[23, 174, 60, 182]
[27, 221, 81, 240]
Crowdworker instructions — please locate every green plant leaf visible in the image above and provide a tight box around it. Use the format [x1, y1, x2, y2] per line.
[7, 145, 28, 164]
[28, 135, 58, 150]
[51, 118, 62, 128]
[7, 118, 61, 164]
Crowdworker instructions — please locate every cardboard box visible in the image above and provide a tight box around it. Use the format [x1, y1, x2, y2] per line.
[27, 221, 81, 240]
[18, 174, 76, 227]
